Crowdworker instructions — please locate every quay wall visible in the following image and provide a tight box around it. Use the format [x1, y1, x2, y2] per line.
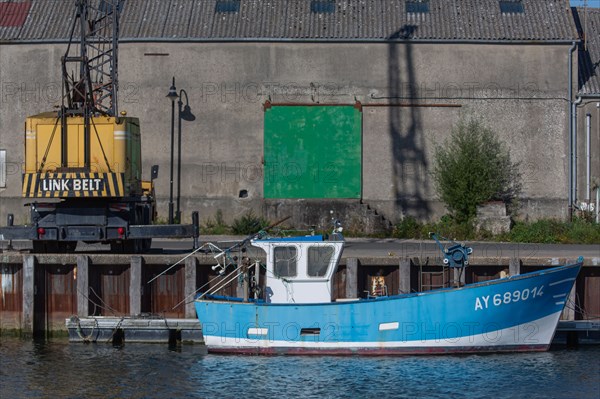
[1, 252, 598, 335]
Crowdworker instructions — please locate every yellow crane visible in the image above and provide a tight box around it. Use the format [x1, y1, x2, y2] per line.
[1, 0, 198, 253]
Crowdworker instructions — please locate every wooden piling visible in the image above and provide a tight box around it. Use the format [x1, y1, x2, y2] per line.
[184, 257, 198, 318]
[399, 258, 411, 294]
[509, 258, 521, 276]
[346, 258, 358, 298]
[21, 255, 35, 335]
[130, 256, 142, 316]
[76, 255, 89, 317]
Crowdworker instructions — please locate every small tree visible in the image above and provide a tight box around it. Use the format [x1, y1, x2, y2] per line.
[432, 118, 522, 223]
[231, 210, 268, 235]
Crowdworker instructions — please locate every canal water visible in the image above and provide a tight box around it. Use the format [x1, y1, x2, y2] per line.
[0, 338, 598, 399]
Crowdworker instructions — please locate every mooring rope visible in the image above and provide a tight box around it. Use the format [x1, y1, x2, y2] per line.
[71, 315, 98, 343]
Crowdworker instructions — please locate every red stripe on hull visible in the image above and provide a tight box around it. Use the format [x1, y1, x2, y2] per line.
[207, 344, 549, 356]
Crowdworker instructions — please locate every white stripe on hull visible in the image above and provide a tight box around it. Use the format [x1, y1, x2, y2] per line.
[549, 278, 576, 287]
[203, 312, 561, 352]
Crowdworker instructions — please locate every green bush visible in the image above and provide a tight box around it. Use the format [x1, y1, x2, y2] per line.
[430, 216, 475, 240]
[432, 118, 522, 223]
[507, 219, 566, 243]
[231, 210, 268, 235]
[566, 218, 600, 244]
[393, 216, 423, 238]
[393, 215, 475, 240]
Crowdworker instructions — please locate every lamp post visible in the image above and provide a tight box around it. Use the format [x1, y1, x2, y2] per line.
[176, 89, 195, 224]
[166, 77, 179, 224]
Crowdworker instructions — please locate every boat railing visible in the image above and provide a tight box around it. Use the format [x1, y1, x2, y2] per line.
[162, 240, 260, 308]
[197, 263, 245, 300]
[364, 285, 388, 298]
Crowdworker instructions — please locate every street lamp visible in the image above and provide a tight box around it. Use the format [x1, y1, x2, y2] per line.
[166, 77, 179, 224]
[176, 89, 195, 224]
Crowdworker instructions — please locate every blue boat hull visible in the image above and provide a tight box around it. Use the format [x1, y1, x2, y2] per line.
[195, 262, 581, 355]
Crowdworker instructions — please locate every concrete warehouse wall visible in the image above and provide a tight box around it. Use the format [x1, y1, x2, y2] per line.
[0, 41, 579, 228]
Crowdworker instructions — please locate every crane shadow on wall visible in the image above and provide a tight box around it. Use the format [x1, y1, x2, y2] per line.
[387, 25, 431, 220]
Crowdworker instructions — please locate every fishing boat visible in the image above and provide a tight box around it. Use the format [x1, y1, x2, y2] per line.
[194, 222, 582, 355]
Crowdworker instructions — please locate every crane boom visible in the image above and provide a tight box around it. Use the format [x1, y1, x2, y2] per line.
[62, 0, 121, 117]
[61, 0, 121, 169]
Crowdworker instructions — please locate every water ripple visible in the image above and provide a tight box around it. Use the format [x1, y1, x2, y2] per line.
[1, 338, 598, 399]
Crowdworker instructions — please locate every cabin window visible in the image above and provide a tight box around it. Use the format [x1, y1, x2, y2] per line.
[274, 246, 297, 278]
[0, 150, 6, 188]
[307, 246, 334, 277]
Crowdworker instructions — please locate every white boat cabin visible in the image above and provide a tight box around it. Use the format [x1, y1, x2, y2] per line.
[251, 235, 344, 304]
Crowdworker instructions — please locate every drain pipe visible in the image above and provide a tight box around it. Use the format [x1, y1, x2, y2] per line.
[586, 113, 591, 202]
[568, 41, 576, 219]
[597, 102, 600, 224]
[572, 96, 582, 210]
[597, 187, 599, 224]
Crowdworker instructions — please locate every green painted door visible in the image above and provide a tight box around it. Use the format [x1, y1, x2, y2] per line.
[264, 105, 362, 199]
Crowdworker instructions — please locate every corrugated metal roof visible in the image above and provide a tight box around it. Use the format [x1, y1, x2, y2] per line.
[0, 1, 30, 26]
[0, 1, 31, 42]
[0, 0, 580, 42]
[162, 0, 194, 38]
[574, 7, 600, 96]
[42, 0, 73, 39]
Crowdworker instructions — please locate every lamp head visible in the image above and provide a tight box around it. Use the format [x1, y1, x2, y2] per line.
[166, 82, 178, 103]
[180, 104, 196, 121]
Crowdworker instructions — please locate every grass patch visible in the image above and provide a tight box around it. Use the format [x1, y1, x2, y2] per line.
[503, 218, 600, 244]
[393, 216, 599, 244]
[196, 209, 599, 244]
[202, 209, 230, 235]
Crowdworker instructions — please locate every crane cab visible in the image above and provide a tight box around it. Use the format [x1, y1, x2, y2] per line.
[23, 113, 142, 199]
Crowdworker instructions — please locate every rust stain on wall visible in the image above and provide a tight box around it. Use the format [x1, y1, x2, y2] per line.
[0, 263, 23, 330]
[89, 265, 130, 316]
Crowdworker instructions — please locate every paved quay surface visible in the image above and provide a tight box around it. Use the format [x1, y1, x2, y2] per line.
[341, 238, 598, 259]
[149, 237, 599, 266]
[2, 237, 599, 265]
